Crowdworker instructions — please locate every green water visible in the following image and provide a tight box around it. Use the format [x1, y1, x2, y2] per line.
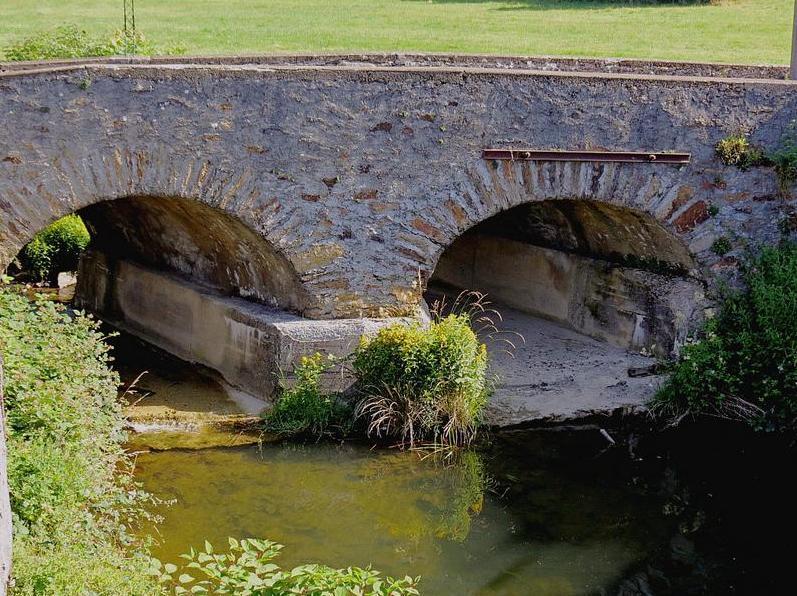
[120, 335, 795, 594]
[134, 435, 670, 595]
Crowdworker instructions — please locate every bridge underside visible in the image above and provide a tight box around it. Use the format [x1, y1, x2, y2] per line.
[48, 197, 704, 425]
[427, 200, 704, 425]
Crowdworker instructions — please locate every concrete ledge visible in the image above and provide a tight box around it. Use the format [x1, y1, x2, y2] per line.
[1, 52, 789, 81]
[76, 252, 419, 400]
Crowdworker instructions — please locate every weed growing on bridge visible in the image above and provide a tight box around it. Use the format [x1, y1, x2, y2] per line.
[715, 134, 766, 170]
[769, 124, 797, 198]
[716, 125, 797, 198]
[711, 236, 732, 256]
[652, 242, 797, 430]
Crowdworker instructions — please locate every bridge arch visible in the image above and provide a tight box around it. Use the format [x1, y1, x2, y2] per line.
[0, 146, 316, 315]
[423, 161, 705, 356]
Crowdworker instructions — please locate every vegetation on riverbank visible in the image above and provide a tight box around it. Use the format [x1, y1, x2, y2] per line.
[0, 284, 160, 594]
[159, 538, 419, 595]
[15, 215, 90, 283]
[652, 242, 797, 431]
[0, 0, 792, 64]
[0, 286, 423, 593]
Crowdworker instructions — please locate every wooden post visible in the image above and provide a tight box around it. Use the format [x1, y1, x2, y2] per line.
[792, 0, 797, 79]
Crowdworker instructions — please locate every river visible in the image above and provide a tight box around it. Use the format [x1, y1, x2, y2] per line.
[116, 334, 794, 595]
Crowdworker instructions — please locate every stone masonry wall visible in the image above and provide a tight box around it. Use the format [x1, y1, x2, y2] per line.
[1, 58, 796, 321]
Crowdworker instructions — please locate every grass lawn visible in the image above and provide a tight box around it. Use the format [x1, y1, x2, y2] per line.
[0, 0, 793, 65]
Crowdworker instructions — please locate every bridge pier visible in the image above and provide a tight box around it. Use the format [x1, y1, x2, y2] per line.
[75, 250, 417, 401]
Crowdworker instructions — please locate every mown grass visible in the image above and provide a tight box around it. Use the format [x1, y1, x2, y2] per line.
[0, 0, 792, 65]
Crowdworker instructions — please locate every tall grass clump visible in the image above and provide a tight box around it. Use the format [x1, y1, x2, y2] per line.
[18, 214, 90, 283]
[652, 243, 797, 431]
[0, 284, 160, 594]
[263, 353, 351, 438]
[353, 313, 489, 447]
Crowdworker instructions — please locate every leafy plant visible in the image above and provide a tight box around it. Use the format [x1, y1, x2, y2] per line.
[157, 538, 420, 595]
[715, 134, 767, 170]
[263, 353, 351, 438]
[715, 126, 797, 198]
[0, 285, 161, 594]
[711, 236, 732, 256]
[3, 24, 187, 61]
[18, 214, 90, 282]
[353, 313, 490, 447]
[652, 242, 797, 430]
[768, 122, 797, 198]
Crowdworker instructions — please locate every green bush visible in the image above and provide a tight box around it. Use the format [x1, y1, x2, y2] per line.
[715, 126, 797, 198]
[353, 314, 489, 447]
[4, 25, 175, 61]
[652, 242, 797, 430]
[769, 124, 797, 198]
[158, 538, 419, 595]
[263, 353, 351, 437]
[715, 134, 767, 170]
[711, 236, 732, 256]
[18, 214, 90, 282]
[0, 285, 160, 594]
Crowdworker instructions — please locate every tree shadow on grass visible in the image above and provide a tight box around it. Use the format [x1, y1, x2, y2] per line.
[400, 0, 710, 10]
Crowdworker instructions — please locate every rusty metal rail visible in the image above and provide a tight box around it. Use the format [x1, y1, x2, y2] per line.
[482, 149, 691, 164]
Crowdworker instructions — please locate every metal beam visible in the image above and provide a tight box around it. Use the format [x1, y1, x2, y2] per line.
[481, 149, 691, 165]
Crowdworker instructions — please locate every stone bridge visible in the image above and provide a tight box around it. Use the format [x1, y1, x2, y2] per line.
[1, 55, 795, 424]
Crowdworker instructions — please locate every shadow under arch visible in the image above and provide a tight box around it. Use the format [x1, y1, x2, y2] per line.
[75, 194, 313, 314]
[427, 198, 704, 356]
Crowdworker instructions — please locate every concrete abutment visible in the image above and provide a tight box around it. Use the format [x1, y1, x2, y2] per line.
[76, 251, 418, 401]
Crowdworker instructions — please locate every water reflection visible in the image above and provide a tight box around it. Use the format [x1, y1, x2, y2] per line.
[135, 437, 662, 595]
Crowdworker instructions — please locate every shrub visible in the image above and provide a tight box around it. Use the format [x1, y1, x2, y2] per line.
[4, 25, 169, 61]
[715, 126, 797, 198]
[0, 285, 160, 594]
[158, 538, 419, 595]
[19, 214, 90, 282]
[715, 134, 767, 170]
[769, 124, 797, 198]
[263, 353, 351, 437]
[651, 242, 797, 430]
[353, 314, 489, 447]
[711, 236, 732, 256]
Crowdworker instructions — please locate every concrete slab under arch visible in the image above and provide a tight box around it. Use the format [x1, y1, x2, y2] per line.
[482, 305, 659, 427]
